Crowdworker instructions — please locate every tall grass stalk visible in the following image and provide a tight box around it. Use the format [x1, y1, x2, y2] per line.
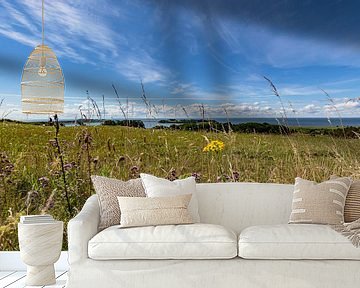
[53, 114, 72, 215]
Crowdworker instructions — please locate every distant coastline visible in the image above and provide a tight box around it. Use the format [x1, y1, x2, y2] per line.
[4, 117, 360, 129]
[2, 117, 360, 138]
[157, 117, 360, 128]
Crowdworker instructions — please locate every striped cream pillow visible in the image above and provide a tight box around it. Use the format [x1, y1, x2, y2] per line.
[118, 194, 193, 228]
[331, 176, 360, 223]
[289, 177, 352, 225]
[344, 180, 360, 222]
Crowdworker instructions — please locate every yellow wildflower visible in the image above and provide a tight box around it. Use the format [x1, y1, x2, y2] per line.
[203, 140, 225, 152]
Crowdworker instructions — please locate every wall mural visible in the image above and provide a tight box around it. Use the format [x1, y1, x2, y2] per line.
[1, 0, 360, 250]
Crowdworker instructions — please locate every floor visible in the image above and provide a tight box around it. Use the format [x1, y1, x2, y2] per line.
[0, 271, 67, 288]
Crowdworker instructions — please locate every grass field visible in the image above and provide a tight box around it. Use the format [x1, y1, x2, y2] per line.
[1, 122, 360, 250]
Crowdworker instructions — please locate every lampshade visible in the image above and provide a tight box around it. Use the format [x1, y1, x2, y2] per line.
[21, 44, 64, 114]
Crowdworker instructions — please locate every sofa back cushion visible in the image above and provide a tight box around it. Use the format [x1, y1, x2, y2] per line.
[195, 182, 294, 234]
[90, 181, 295, 234]
[91, 176, 146, 230]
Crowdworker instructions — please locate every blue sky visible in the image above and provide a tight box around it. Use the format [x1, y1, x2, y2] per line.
[1, 0, 360, 120]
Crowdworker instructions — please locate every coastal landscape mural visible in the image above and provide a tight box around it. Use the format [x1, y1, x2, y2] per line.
[1, 0, 360, 250]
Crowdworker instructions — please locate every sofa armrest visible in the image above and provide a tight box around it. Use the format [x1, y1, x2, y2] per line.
[68, 194, 100, 264]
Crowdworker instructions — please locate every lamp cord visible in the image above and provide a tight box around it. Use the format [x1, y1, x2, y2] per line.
[42, 0, 45, 47]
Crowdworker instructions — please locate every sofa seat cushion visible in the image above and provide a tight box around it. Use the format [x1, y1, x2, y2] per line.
[238, 224, 360, 260]
[88, 223, 237, 260]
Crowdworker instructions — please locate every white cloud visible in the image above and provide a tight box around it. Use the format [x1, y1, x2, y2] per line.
[169, 81, 272, 103]
[170, 83, 196, 95]
[0, 23, 37, 47]
[175, 102, 275, 118]
[279, 86, 352, 97]
[324, 100, 360, 113]
[213, 17, 360, 68]
[117, 52, 171, 84]
[0, 1, 38, 34]
[3, 92, 360, 120]
[0, 0, 120, 64]
[0, 0, 172, 86]
[300, 104, 321, 114]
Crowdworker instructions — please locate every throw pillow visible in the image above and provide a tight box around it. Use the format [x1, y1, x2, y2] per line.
[91, 175, 146, 229]
[331, 175, 360, 223]
[118, 194, 194, 228]
[289, 177, 352, 225]
[140, 173, 200, 222]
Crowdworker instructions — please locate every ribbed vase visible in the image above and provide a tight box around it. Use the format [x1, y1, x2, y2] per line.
[18, 221, 63, 286]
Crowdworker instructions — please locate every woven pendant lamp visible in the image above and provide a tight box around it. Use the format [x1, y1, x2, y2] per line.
[21, 0, 64, 114]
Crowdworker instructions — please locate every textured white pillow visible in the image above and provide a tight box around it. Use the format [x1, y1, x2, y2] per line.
[140, 173, 200, 222]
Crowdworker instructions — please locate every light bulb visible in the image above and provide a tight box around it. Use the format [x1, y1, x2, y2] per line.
[38, 55, 47, 77]
[38, 66, 47, 77]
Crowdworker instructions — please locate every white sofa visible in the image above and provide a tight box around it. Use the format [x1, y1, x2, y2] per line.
[66, 182, 360, 288]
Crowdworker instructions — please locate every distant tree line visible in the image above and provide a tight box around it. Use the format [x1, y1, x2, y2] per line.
[154, 120, 360, 138]
[2, 118, 360, 138]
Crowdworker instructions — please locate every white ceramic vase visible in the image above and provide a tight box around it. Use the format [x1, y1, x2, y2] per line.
[18, 221, 63, 286]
